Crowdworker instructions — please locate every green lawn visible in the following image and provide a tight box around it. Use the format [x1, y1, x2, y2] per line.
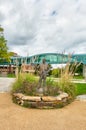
[75, 83, 86, 95]
[74, 75, 84, 79]
[7, 73, 15, 78]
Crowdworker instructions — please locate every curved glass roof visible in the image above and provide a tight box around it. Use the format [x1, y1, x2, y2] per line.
[0, 53, 86, 65]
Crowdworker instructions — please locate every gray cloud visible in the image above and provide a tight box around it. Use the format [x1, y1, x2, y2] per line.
[0, 12, 5, 22]
[0, 0, 86, 56]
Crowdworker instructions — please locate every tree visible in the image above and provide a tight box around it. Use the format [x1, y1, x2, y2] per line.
[0, 25, 11, 62]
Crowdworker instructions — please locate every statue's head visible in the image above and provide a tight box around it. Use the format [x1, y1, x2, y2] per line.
[42, 58, 46, 64]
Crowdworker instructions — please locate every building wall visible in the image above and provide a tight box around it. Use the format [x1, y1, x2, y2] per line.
[83, 64, 86, 79]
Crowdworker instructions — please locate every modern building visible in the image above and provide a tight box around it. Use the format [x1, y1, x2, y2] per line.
[0, 53, 86, 78]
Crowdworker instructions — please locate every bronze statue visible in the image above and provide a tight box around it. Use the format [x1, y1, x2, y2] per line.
[37, 58, 49, 94]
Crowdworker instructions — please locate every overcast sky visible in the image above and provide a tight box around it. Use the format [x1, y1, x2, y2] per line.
[0, 0, 86, 56]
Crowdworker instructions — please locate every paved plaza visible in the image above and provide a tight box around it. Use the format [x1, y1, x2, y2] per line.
[0, 77, 15, 92]
[0, 93, 86, 130]
[0, 77, 86, 130]
[0, 78, 86, 130]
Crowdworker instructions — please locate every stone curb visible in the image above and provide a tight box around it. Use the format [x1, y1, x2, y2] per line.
[12, 92, 71, 109]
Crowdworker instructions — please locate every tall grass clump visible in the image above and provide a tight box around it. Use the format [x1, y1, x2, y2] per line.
[46, 78, 60, 96]
[11, 73, 38, 95]
[11, 73, 60, 96]
[58, 56, 81, 99]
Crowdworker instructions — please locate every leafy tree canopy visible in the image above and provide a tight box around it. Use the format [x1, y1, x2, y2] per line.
[0, 25, 12, 62]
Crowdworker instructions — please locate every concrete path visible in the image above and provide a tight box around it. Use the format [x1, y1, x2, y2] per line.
[76, 95, 86, 101]
[0, 78, 15, 92]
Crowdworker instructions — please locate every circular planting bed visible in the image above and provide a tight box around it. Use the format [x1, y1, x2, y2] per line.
[12, 73, 75, 109]
[12, 92, 72, 109]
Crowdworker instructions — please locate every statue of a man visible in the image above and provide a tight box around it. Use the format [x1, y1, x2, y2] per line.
[37, 58, 49, 93]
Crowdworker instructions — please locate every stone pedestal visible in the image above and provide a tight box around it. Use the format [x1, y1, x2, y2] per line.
[36, 87, 44, 96]
[36, 87, 48, 96]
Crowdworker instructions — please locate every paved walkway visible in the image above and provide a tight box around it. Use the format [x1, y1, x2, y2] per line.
[76, 95, 86, 101]
[0, 77, 15, 92]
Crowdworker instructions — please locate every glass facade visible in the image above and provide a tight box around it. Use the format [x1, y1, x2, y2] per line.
[0, 53, 86, 65]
